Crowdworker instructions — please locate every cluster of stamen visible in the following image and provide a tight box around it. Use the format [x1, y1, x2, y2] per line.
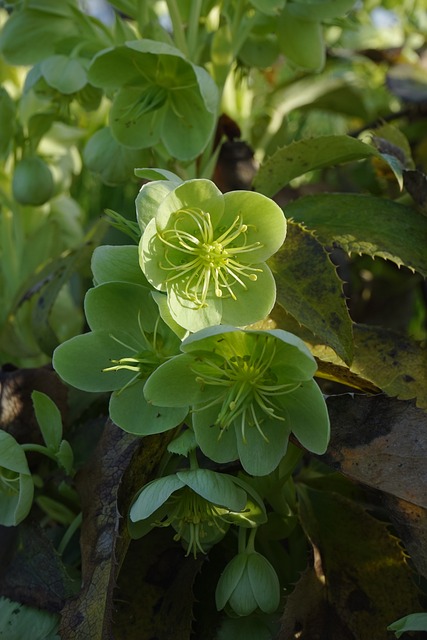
[155, 488, 229, 557]
[102, 315, 163, 394]
[158, 207, 262, 308]
[193, 337, 301, 443]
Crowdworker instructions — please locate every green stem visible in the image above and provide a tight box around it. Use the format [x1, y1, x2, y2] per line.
[246, 527, 257, 553]
[58, 512, 83, 555]
[238, 525, 247, 554]
[189, 448, 199, 470]
[21, 444, 58, 463]
[165, 0, 190, 57]
[187, 0, 203, 61]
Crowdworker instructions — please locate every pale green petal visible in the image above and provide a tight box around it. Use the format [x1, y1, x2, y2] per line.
[110, 85, 164, 149]
[167, 284, 223, 332]
[110, 381, 188, 435]
[180, 325, 240, 352]
[222, 190, 286, 261]
[228, 564, 258, 616]
[282, 380, 330, 454]
[156, 179, 224, 231]
[162, 91, 217, 160]
[221, 264, 276, 327]
[136, 179, 177, 232]
[177, 469, 246, 510]
[247, 553, 280, 613]
[215, 554, 248, 611]
[53, 331, 136, 392]
[255, 328, 317, 380]
[91, 245, 145, 286]
[192, 404, 239, 464]
[139, 219, 168, 290]
[130, 474, 184, 521]
[235, 414, 291, 476]
[84, 281, 158, 335]
[144, 354, 213, 407]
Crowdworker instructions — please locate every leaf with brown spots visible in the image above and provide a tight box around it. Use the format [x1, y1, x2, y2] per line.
[383, 496, 427, 580]
[295, 486, 421, 640]
[321, 394, 427, 509]
[270, 221, 354, 365]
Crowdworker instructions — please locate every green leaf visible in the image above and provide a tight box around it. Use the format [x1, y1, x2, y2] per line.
[286, 193, 427, 277]
[56, 440, 74, 475]
[254, 135, 379, 197]
[270, 221, 354, 364]
[0, 597, 59, 640]
[388, 612, 427, 638]
[31, 390, 63, 452]
[0, 88, 16, 159]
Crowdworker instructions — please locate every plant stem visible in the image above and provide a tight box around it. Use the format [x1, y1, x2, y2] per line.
[21, 444, 58, 463]
[187, 0, 203, 61]
[165, 0, 189, 57]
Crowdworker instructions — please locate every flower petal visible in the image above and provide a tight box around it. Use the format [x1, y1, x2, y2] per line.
[92, 245, 146, 286]
[176, 469, 247, 511]
[220, 264, 277, 327]
[235, 414, 291, 476]
[110, 381, 188, 435]
[130, 474, 185, 522]
[222, 190, 287, 262]
[283, 380, 330, 453]
[53, 331, 136, 392]
[192, 403, 239, 464]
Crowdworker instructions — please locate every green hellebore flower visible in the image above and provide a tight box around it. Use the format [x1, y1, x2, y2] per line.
[53, 280, 187, 435]
[88, 40, 218, 161]
[215, 551, 280, 616]
[144, 327, 330, 476]
[0, 431, 34, 527]
[138, 177, 286, 332]
[129, 468, 266, 557]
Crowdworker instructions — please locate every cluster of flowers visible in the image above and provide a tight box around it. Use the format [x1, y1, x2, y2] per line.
[53, 170, 330, 618]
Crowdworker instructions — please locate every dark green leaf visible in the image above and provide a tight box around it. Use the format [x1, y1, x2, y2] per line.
[286, 193, 427, 277]
[269, 221, 353, 364]
[254, 135, 379, 197]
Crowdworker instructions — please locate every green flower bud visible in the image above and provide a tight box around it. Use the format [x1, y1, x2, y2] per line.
[216, 551, 280, 616]
[12, 156, 54, 206]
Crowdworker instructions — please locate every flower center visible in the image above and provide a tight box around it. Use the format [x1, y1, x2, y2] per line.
[156, 488, 229, 557]
[192, 336, 301, 442]
[158, 207, 263, 308]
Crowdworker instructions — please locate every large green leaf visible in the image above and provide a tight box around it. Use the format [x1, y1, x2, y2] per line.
[286, 193, 427, 277]
[254, 135, 379, 197]
[269, 221, 353, 364]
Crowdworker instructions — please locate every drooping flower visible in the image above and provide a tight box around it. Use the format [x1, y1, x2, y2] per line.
[144, 326, 330, 475]
[138, 177, 286, 332]
[129, 468, 266, 557]
[53, 280, 187, 435]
